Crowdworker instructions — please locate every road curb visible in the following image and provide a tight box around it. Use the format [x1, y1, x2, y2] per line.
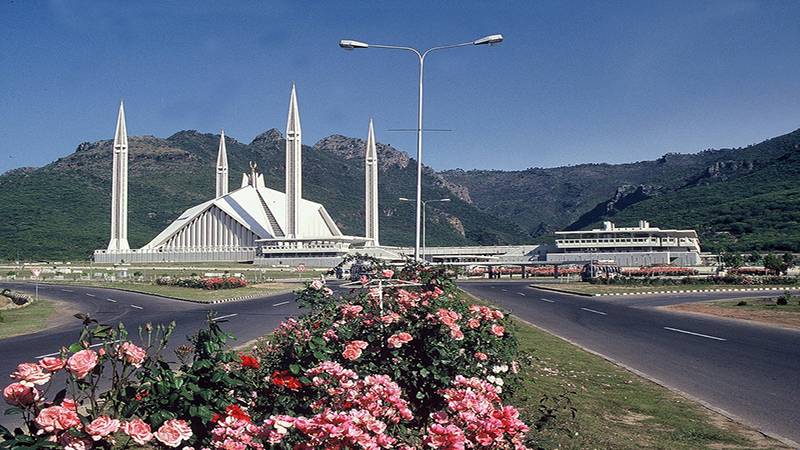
[34, 282, 295, 305]
[528, 284, 593, 296]
[593, 286, 800, 297]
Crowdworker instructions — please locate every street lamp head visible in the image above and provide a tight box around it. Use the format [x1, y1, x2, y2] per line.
[339, 39, 370, 50]
[473, 34, 504, 46]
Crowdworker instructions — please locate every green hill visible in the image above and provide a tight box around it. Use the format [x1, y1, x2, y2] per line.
[0, 130, 526, 261]
[441, 128, 800, 253]
[596, 149, 800, 252]
[4, 125, 799, 261]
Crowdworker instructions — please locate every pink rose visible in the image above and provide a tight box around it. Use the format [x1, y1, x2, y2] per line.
[490, 324, 505, 337]
[35, 405, 80, 433]
[341, 304, 363, 319]
[155, 419, 192, 447]
[3, 382, 39, 406]
[67, 349, 99, 380]
[38, 357, 66, 372]
[467, 318, 481, 329]
[61, 397, 77, 411]
[450, 327, 465, 341]
[118, 342, 147, 368]
[310, 279, 324, 290]
[474, 352, 488, 361]
[86, 415, 121, 441]
[387, 332, 413, 348]
[10, 363, 51, 386]
[342, 340, 368, 360]
[382, 269, 394, 278]
[122, 418, 153, 445]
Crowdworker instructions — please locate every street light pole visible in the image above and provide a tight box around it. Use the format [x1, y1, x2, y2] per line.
[340, 35, 502, 261]
[400, 197, 450, 261]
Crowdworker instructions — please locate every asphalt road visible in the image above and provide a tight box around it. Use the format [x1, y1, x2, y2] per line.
[0, 282, 301, 429]
[2, 280, 799, 445]
[460, 281, 800, 445]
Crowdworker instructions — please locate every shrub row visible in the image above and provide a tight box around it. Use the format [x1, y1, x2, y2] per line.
[592, 275, 799, 286]
[155, 276, 248, 290]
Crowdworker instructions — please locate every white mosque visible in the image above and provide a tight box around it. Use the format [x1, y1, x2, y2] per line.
[94, 85, 540, 267]
[94, 85, 388, 266]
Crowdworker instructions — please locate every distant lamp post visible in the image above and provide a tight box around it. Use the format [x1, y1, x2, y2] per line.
[340, 34, 503, 261]
[399, 197, 451, 260]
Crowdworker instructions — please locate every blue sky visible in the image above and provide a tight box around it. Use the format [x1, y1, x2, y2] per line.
[1, 0, 799, 173]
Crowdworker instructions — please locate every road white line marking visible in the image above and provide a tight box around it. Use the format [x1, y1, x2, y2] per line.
[580, 307, 607, 316]
[212, 313, 238, 322]
[663, 327, 726, 341]
[129, 304, 143, 310]
[61, 289, 74, 292]
[85, 293, 95, 297]
[501, 289, 508, 292]
[272, 301, 290, 307]
[106, 298, 117, 303]
[517, 292, 526, 296]
[540, 298, 555, 303]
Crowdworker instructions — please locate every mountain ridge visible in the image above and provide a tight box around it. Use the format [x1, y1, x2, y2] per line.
[2, 126, 798, 261]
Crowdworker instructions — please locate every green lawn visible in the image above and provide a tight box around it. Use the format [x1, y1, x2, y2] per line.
[534, 281, 799, 296]
[711, 295, 800, 312]
[45, 281, 298, 303]
[461, 290, 787, 449]
[0, 299, 57, 339]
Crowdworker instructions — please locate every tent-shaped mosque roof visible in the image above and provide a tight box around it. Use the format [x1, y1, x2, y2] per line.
[142, 182, 342, 250]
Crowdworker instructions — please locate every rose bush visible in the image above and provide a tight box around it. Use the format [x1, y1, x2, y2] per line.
[2, 262, 546, 449]
[250, 261, 530, 447]
[156, 275, 248, 290]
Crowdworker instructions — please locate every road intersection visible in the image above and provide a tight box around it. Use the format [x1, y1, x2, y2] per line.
[1, 280, 797, 444]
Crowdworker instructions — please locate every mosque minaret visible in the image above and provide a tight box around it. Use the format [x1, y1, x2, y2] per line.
[107, 100, 130, 251]
[285, 83, 302, 238]
[365, 119, 379, 247]
[215, 130, 229, 198]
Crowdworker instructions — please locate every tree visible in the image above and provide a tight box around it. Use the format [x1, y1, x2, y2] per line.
[763, 253, 790, 275]
[721, 252, 744, 269]
[747, 253, 762, 265]
[782, 253, 795, 268]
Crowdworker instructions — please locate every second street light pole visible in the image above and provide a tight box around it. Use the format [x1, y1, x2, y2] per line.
[340, 34, 503, 261]
[400, 197, 450, 261]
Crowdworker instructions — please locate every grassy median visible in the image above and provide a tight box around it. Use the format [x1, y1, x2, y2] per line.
[667, 295, 800, 330]
[0, 299, 57, 339]
[534, 281, 799, 296]
[461, 290, 789, 449]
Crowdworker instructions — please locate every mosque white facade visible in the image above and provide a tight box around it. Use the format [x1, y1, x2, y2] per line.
[94, 85, 378, 265]
[93, 84, 544, 267]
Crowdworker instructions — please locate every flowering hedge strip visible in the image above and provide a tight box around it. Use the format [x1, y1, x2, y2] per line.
[2, 263, 538, 449]
[156, 276, 248, 290]
[592, 274, 800, 286]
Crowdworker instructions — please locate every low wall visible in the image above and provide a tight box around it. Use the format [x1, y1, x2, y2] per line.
[93, 249, 257, 264]
[546, 251, 701, 267]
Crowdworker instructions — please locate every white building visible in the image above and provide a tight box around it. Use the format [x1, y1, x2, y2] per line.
[92, 85, 540, 267]
[546, 220, 702, 267]
[94, 85, 373, 265]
